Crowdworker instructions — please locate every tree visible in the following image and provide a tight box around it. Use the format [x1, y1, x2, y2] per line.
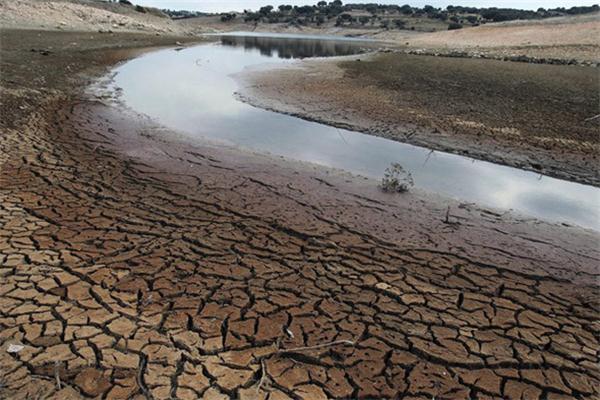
[399, 4, 412, 15]
[220, 13, 236, 22]
[423, 5, 438, 15]
[326, 3, 343, 17]
[244, 12, 261, 22]
[259, 5, 273, 15]
[366, 4, 378, 14]
[335, 12, 352, 25]
[296, 5, 314, 15]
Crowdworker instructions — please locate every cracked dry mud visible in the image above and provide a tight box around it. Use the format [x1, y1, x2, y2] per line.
[1, 30, 599, 399]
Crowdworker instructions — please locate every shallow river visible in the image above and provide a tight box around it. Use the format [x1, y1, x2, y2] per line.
[107, 33, 599, 230]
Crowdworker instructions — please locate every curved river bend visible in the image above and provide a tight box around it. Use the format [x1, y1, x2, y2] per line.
[105, 34, 600, 231]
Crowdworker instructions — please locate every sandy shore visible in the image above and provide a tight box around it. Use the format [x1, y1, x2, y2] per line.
[1, 29, 599, 399]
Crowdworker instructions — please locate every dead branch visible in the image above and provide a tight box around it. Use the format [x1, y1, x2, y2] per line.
[280, 339, 355, 353]
[256, 358, 267, 393]
[54, 361, 61, 390]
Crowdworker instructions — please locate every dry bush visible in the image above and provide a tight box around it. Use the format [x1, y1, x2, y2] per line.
[380, 163, 414, 193]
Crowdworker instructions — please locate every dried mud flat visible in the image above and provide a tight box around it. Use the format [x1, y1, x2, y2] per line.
[1, 29, 600, 400]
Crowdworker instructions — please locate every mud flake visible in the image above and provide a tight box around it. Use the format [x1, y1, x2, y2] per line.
[74, 368, 111, 397]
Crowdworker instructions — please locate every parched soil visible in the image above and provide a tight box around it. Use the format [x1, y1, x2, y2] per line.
[237, 52, 600, 186]
[1, 29, 599, 400]
[374, 12, 600, 63]
[0, 0, 189, 35]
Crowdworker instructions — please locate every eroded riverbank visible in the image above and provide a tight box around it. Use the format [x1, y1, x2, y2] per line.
[1, 29, 599, 399]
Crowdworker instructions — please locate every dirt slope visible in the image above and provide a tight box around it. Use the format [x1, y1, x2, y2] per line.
[396, 12, 600, 63]
[0, 0, 192, 34]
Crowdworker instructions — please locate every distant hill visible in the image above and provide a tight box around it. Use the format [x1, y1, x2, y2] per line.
[161, 1, 600, 32]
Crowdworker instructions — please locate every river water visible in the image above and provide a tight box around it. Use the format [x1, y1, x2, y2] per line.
[106, 33, 599, 230]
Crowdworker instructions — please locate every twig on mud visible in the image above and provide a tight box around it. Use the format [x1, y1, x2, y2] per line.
[423, 149, 435, 166]
[256, 358, 267, 393]
[335, 127, 349, 145]
[54, 361, 61, 390]
[405, 130, 416, 140]
[584, 114, 600, 122]
[443, 206, 460, 226]
[280, 339, 355, 353]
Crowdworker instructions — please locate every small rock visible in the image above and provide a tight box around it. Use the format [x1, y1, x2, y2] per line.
[7, 344, 24, 353]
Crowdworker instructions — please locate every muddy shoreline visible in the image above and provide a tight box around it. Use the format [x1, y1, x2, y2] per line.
[237, 52, 599, 187]
[1, 29, 599, 399]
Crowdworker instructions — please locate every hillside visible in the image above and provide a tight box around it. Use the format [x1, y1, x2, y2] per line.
[0, 0, 191, 34]
[173, 2, 600, 33]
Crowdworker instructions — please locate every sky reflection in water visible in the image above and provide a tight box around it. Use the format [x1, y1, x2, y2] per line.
[109, 35, 600, 230]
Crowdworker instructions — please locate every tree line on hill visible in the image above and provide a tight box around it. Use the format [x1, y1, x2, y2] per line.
[228, 2, 599, 30]
[153, 0, 600, 31]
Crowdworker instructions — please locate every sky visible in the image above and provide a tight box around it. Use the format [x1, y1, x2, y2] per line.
[133, 0, 596, 12]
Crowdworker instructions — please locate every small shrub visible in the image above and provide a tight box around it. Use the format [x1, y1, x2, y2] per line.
[220, 13, 236, 22]
[393, 19, 406, 29]
[448, 22, 463, 30]
[380, 163, 414, 193]
[335, 13, 353, 26]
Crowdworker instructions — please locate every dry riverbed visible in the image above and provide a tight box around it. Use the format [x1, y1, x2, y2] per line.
[1, 29, 599, 399]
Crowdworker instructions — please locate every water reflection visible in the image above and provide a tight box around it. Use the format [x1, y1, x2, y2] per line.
[107, 36, 600, 230]
[220, 35, 369, 59]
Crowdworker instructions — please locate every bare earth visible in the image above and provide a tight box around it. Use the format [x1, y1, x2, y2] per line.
[1, 0, 600, 398]
[1, 26, 599, 400]
[373, 12, 600, 63]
